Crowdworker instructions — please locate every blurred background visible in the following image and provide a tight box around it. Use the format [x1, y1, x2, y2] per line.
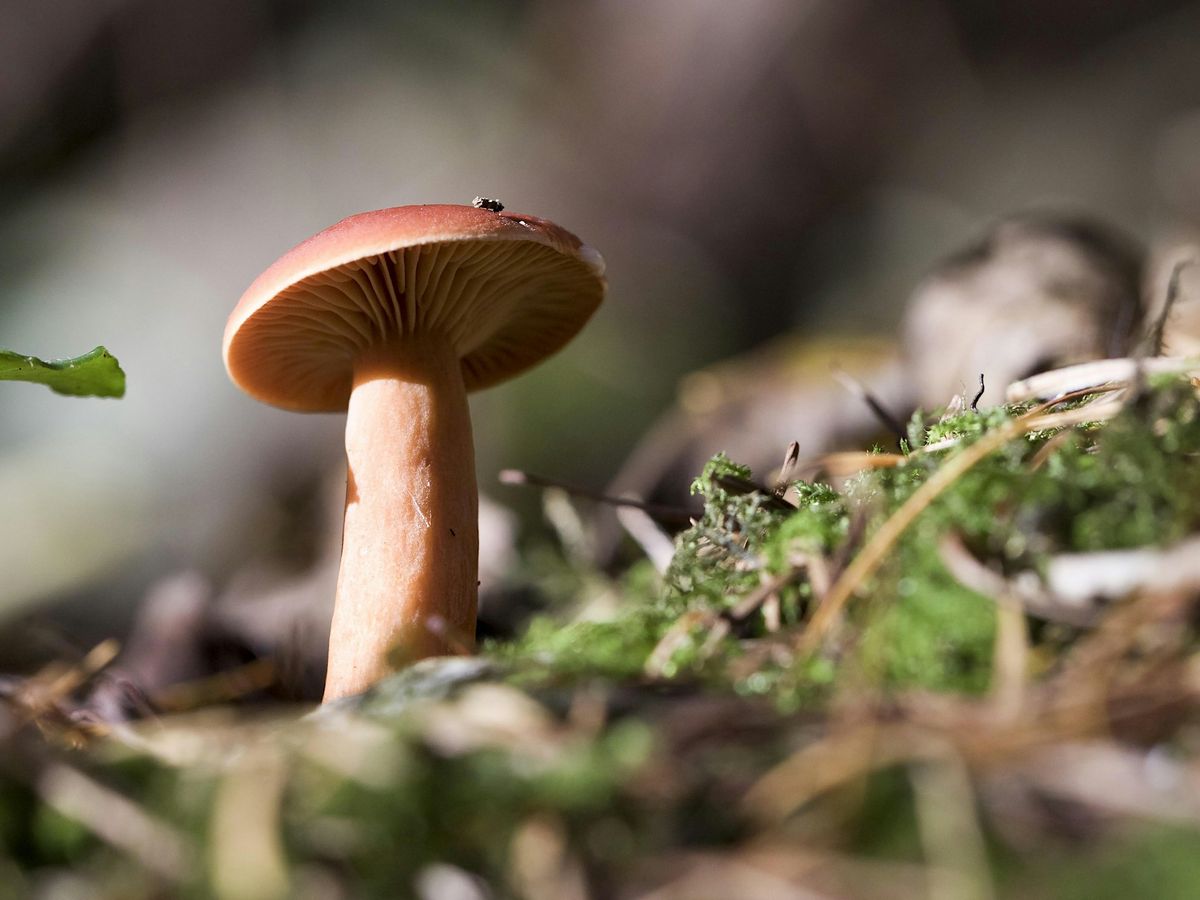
[3, 0, 1200, 683]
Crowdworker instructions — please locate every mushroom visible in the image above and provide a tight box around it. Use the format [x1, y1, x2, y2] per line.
[224, 204, 606, 700]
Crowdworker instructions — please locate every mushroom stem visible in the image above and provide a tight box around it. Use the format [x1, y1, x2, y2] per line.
[324, 337, 478, 701]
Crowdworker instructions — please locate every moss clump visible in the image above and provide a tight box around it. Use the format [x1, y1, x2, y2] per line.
[668, 454, 843, 607]
[876, 381, 1200, 579]
[849, 382, 1200, 691]
[503, 376, 1200, 701]
[1062, 383, 1200, 550]
[497, 454, 848, 687]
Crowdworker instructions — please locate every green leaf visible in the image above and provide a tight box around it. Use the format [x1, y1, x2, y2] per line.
[0, 346, 125, 398]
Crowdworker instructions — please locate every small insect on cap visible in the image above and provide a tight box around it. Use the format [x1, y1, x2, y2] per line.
[223, 204, 606, 411]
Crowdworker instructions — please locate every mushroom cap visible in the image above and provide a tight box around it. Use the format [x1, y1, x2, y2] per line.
[224, 204, 607, 411]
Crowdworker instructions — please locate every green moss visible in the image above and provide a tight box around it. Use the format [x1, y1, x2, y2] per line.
[668, 453, 789, 604]
[495, 611, 668, 681]
[857, 556, 996, 693]
[292, 714, 652, 896]
[1006, 825, 1200, 900]
[923, 403, 1021, 446]
[763, 481, 848, 565]
[849, 383, 1200, 691]
[495, 378, 1200, 703]
[31, 805, 94, 864]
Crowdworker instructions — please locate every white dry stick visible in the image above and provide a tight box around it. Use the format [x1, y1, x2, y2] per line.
[938, 532, 1097, 628]
[616, 503, 676, 574]
[542, 488, 593, 563]
[1045, 534, 1200, 606]
[1006, 356, 1200, 403]
[1012, 742, 1200, 824]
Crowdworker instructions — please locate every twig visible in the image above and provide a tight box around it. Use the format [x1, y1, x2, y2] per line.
[741, 722, 922, 824]
[832, 366, 907, 446]
[541, 488, 592, 562]
[1005, 356, 1200, 403]
[498, 469, 696, 523]
[3, 639, 121, 739]
[773, 441, 800, 493]
[1050, 589, 1189, 737]
[804, 451, 906, 478]
[152, 659, 277, 713]
[1148, 259, 1195, 356]
[728, 566, 808, 623]
[44, 640, 120, 699]
[1028, 429, 1072, 471]
[970, 374, 985, 413]
[808, 382, 1120, 482]
[712, 474, 797, 513]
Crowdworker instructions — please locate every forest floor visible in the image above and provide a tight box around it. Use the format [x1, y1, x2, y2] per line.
[4, 359, 1200, 899]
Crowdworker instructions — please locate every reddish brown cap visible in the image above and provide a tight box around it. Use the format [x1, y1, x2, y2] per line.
[224, 204, 607, 411]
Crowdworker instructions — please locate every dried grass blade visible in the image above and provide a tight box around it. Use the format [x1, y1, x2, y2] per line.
[797, 417, 1029, 653]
